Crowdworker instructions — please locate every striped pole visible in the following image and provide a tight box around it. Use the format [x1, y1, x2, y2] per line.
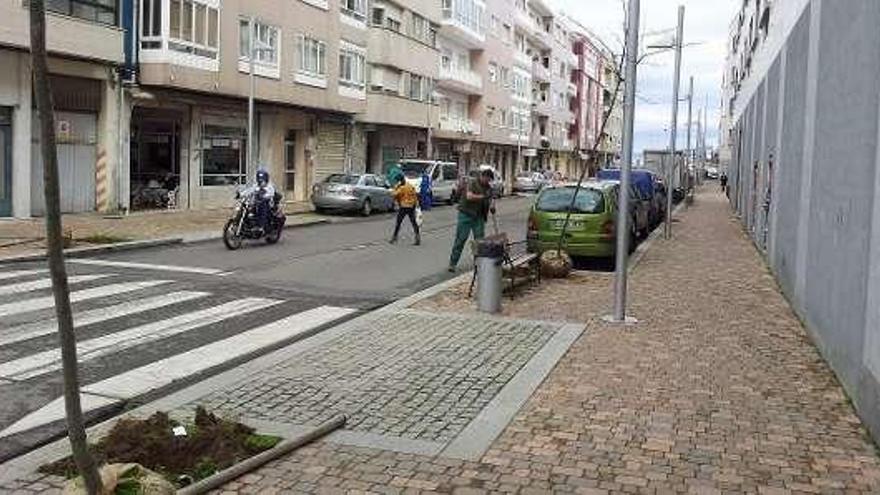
[95, 149, 109, 212]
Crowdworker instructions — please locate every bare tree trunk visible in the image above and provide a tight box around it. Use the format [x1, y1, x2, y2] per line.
[28, 2, 103, 493]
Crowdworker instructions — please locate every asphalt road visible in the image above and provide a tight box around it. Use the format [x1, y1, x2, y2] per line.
[0, 196, 534, 461]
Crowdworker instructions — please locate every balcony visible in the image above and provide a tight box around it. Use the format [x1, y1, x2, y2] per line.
[368, 27, 439, 78]
[532, 61, 550, 82]
[530, 28, 552, 50]
[365, 92, 440, 128]
[514, 8, 536, 33]
[437, 66, 483, 94]
[436, 117, 481, 136]
[514, 50, 532, 68]
[441, 0, 486, 48]
[532, 98, 551, 117]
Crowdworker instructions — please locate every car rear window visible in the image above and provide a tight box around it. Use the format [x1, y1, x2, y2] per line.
[326, 174, 360, 184]
[536, 187, 605, 214]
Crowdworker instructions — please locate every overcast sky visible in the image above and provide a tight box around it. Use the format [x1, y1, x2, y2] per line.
[550, 0, 739, 156]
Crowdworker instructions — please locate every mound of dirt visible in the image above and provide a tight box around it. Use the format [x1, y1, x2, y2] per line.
[41, 407, 280, 487]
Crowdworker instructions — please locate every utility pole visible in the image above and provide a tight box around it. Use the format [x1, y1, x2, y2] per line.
[247, 17, 257, 178]
[685, 76, 693, 202]
[607, 0, 640, 324]
[664, 5, 685, 239]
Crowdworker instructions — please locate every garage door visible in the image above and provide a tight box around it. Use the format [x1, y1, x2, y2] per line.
[314, 121, 346, 184]
[31, 111, 98, 215]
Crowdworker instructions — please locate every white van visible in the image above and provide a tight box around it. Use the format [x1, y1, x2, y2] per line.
[399, 159, 460, 205]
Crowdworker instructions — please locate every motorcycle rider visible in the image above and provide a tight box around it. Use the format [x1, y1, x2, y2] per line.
[241, 168, 277, 233]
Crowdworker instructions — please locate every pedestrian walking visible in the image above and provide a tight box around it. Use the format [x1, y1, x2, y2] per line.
[448, 169, 495, 272]
[390, 178, 421, 245]
[419, 170, 433, 211]
[720, 173, 728, 193]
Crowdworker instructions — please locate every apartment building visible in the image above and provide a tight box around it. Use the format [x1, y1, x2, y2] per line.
[722, 0, 880, 445]
[362, 0, 441, 173]
[0, 0, 127, 218]
[131, 0, 370, 210]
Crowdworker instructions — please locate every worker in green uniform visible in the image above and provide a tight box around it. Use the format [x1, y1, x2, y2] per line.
[448, 168, 495, 272]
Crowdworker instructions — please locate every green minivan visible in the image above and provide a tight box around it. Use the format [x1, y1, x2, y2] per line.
[527, 181, 635, 259]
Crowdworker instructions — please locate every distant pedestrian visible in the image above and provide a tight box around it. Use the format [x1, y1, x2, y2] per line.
[390, 178, 421, 245]
[448, 169, 495, 272]
[720, 173, 728, 193]
[419, 170, 433, 211]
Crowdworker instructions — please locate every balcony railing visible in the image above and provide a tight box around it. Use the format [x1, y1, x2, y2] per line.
[532, 62, 550, 81]
[514, 50, 532, 68]
[438, 117, 481, 135]
[438, 67, 483, 91]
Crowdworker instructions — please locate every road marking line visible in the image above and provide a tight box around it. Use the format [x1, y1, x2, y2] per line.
[0, 269, 48, 281]
[68, 259, 226, 275]
[0, 280, 172, 318]
[0, 274, 112, 296]
[0, 291, 210, 347]
[0, 298, 281, 380]
[0, 305, 356, 438]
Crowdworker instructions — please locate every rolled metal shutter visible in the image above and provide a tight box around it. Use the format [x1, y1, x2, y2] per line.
[314, 122, 346, 184]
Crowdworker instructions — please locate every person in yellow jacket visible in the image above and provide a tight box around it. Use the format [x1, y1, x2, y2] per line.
[390, 178, 421, 245]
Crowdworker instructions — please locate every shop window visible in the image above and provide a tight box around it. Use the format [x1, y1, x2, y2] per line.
[201, 125, 247, 186]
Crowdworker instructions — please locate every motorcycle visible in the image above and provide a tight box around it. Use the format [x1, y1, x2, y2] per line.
[222, 187, 286, 250]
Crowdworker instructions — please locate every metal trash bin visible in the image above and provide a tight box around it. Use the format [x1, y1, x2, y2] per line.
[475, 238, 505, 313]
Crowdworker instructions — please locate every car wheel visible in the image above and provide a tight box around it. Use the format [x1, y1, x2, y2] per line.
[361, 198, 372, 217]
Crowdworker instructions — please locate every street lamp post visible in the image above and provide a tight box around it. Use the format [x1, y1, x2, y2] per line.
[606, 0, 640, 324]
[664, 6, 685, 239]
[247, 17, 273, 178]
[685, 75, 693, 202]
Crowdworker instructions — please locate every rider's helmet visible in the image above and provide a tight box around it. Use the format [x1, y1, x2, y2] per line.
[256, 169, 270, 187]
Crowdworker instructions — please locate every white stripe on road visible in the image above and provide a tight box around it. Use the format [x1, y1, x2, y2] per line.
[68, 259, 226, 275]
[0, 291, 210, 347]
[0, 280, 172, 318]
[0, 297, 281, 380]
[0, 269, 48, 281]
[0, 274, 112, 296]
[0, 305, 356, 438]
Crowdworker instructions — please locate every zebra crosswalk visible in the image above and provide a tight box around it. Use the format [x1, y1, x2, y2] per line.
[0, 264, 357, 445]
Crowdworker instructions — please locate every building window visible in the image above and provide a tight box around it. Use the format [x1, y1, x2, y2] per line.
[239, 20, 280, 75]
[339, 46, 366, 89]
[488, 62, 497, 83]
[371, 7, 384, 25]
[297, 35, 327, 78]
[408, 74, 423, 101]
[201, 125, 247, 186]
[47, 0, 118, 25]
[166, 0, 220, 59]
[341, 0, 367, 22]
[410, 13, 435, 46]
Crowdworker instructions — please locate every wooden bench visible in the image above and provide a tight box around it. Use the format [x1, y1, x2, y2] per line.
[467, 235, 542, 299]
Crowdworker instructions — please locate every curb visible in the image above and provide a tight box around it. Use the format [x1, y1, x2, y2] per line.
[0, 218, 330, 265]
[627, 201, 687, 272]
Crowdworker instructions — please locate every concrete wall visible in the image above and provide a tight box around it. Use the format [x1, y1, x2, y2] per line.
[727, 0, 880, 445]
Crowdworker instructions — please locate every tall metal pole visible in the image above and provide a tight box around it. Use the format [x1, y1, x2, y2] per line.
[247, 17, 256, 178]
[610, 0, 640, 323]
[426, 83, 433, 159]
[664, 5, 685, 239]
[685, 76, 693, 201]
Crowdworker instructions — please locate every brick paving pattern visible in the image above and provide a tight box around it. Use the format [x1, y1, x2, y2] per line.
[5, 190, 880, 494]
[192, 312, 559, 443]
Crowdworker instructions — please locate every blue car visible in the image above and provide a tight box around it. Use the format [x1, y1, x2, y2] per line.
[597, 169, 663, 235]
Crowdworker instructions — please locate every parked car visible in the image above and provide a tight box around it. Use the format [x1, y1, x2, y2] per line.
[527, 181, 637, 259]
[705, 166, 720, 179]
[513, 172, 546, 193]
[597, 169, 658, 234]
[470, 164, 505, 197]
[312, 173, 394, 216]
[399, 160, 460, 204]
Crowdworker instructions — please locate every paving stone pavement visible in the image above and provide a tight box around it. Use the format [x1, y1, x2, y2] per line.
[190, 312, 560, 444]
[5, 189, 880, 494]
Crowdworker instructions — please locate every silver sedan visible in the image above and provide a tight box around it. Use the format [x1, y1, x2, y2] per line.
[311, 174, 395, 216]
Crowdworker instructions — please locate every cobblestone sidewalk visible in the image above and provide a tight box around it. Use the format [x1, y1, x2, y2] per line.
[5, 189, 880, 494]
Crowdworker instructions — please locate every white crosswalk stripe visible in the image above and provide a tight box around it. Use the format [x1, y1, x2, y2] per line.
[0, 269, 48, 281]
[0, 280, 171, 317]
[68, 259, 227, 275]
[0, 274, 112, 296]
[0, 291, 210, 347]
[0, 305, 356, 438]
[0, 297, 282, 380]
